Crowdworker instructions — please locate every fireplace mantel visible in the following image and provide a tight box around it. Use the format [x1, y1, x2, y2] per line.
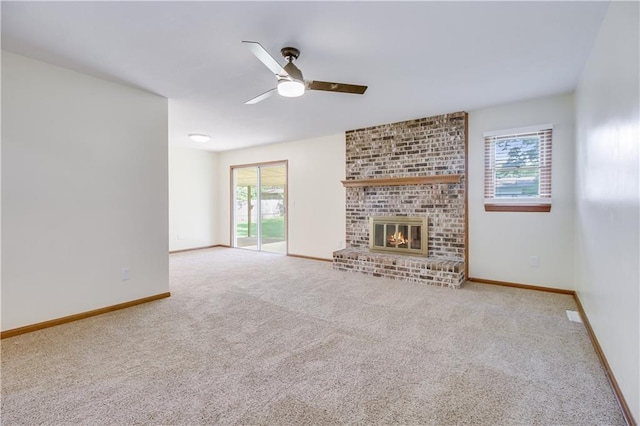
[341, 174, 462, 188]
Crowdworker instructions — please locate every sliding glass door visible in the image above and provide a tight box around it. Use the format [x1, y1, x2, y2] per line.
[232, 162, 287, 254]
[233, 166, 259, 250]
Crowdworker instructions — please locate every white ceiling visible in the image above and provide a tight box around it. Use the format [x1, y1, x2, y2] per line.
[1, 1, 609, 152]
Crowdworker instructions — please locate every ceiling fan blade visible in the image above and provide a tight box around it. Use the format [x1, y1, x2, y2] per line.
[242, 41, 288, 77]
[245, 88, 277, 105]
[307, 80, 368, 95]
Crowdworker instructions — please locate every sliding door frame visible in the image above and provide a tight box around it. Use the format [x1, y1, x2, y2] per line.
[229, 160, 288, 253]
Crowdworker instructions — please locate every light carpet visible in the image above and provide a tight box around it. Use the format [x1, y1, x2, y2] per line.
[1, 247, 624, 425]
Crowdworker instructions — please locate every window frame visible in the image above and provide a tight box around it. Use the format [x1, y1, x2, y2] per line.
[483, 124, 553, 213]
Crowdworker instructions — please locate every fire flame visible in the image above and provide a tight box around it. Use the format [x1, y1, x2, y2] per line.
[388, 231, 408, 245]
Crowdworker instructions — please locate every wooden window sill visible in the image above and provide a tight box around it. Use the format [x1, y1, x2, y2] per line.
[484, 204, 551, 212]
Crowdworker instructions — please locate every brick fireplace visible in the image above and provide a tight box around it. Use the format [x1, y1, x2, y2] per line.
[333, 112, 467, 288]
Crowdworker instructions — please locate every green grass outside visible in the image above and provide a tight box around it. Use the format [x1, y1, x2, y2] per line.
[236, 217, 285, 240]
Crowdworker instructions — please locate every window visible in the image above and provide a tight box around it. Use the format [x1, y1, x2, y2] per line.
[484, 124, 552, 212]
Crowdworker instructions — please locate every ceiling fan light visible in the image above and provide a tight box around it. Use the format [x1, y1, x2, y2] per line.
[277, 79, 305, 98]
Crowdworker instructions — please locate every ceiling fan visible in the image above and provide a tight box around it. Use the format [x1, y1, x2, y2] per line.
[242, 41, 368, 104]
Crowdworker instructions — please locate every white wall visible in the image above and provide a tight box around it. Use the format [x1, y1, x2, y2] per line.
[1, 52, 169, 331]
[217, 134, 345, 260]
[468, 93, 575, 289]
[169, 146, 218, 251]
[575, 2, 639, 420]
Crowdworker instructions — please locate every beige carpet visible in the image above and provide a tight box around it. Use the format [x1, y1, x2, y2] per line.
[1, 247, 624, 425]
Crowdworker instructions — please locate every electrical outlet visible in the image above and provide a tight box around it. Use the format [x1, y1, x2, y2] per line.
[529, 256, 539, 268]
[121, 267, 130, 281]
[337, 239, 343, 248]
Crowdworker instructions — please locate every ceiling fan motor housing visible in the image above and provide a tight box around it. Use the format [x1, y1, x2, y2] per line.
[280, 47, 300, 61]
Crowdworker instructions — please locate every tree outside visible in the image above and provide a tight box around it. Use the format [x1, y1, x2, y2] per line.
[235, 185, 285, 240]
[494, 136, 540, 197]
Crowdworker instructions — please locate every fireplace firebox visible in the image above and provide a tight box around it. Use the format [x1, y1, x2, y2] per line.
[369, 216, 428, 256]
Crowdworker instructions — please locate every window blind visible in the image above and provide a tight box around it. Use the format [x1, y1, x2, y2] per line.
[484, 127, 552, 201]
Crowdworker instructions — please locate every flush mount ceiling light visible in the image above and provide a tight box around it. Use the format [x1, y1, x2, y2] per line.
[189, 134, 211, 143]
